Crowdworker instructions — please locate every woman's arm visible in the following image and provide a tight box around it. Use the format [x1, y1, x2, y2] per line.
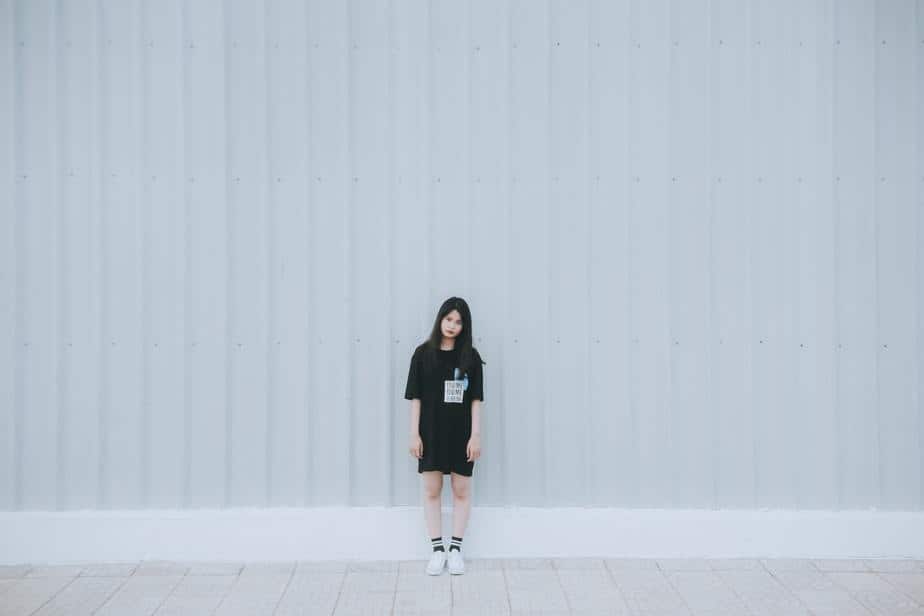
[409, 398, 421, 436]
[471, 399, 481, 437]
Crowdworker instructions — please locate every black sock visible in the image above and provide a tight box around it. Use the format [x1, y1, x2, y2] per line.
[449, 536, 463, 552]
[431, 537, 444, 552]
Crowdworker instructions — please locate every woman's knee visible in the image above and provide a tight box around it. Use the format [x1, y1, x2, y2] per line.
[450, 473, 471, 499]
[421, 472, 443, 499]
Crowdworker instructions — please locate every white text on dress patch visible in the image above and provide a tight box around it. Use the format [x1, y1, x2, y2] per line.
[444, 380, 464, 403]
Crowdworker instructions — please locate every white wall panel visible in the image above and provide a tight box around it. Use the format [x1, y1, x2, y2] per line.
[1, 0, 921, 512]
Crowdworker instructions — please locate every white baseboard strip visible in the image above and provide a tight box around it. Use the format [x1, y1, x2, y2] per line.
[1, 506, 921, 564]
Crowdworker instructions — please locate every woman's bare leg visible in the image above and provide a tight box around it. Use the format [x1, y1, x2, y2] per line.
[421, 471, 443, 538]
[450, 472, 472, 538]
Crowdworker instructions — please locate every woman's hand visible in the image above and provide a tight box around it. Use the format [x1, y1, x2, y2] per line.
[466, 434, 481, 462]
[409, 433, 423, 459]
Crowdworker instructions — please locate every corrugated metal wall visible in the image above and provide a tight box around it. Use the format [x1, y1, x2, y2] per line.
[1, 0, 921, 512]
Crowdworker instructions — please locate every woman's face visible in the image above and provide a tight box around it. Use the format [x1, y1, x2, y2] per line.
[441, 310, 463, 339]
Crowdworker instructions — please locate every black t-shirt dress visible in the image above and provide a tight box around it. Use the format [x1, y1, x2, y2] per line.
[404, 344, 484, 476]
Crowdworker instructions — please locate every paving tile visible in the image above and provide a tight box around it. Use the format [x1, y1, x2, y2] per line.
[552, 558, 607, 570]
[347, 560, 400, 573]
[769, 568, 840, 592]
[24, 564, 85, 578]
[656, 558, 712, 572]
[152, 574, 237, 615]
[760, 558, 818, 573]
[0, 565, 31, 579]
[504, 558, 556, 570]
[340, 571, 397, 593]
[0, 578, 17, 596]
[212, 570, 291, 616]
[451, 607, 512, 616]
[295, 559, 349, 573]
[716, 569, 810, 615]
[239, 561, 296, 576]
[0, 577, 75, 616]
[392, 587, 452, 613]
[186, 561, 243, 576]
[93, 575, 184, 616]
[331, 587, 395, 615]
[396, 567, 452, 593]
[273, 570, 344, 616]
[603, 558, 660, 571]
[709, 558, 763, 571]
[135, 560, 190, 577]
[455, 557, 505, 571]
[505, 569, 570, 612]
[827, 572, 924, 615]
[556, 568, 629, 613]
[863, 559, 924, 573]
[32, 575, 126, 616]
[79, 562, 138, 577]
[879, 573, 924, 606]
[607, 568, 691, 615]
[665, 570, 751, 614]
[813, 559, 872, 572]
[791, 588, 873, 615]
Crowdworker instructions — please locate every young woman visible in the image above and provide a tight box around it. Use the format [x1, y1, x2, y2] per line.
[404, 296, 485, 575]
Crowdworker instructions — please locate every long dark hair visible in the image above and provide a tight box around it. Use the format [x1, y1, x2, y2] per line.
[419, 296, 485, 376]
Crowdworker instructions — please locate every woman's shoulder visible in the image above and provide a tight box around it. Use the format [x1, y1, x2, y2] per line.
[472, 346, 485, 363]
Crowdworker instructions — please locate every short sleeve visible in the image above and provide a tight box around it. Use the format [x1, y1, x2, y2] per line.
[404, 348, 422, 400]
[468, 350, 484, 401]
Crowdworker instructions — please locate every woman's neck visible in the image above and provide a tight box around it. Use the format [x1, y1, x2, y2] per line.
[439, 338, 455, 350]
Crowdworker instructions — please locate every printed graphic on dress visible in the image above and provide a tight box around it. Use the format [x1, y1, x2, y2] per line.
[444, 379, 464, 403]
[453, 367, 470, 392]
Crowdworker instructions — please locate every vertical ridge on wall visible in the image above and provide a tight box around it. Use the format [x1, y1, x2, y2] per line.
[634, 0, 672, 507]
[668, 0, 713, 508]
[53, 0, 65, 512]
[549, 0, 591, 504]
[263, 0, 274, 508]
[180, 0, 191, 509]
[831, 0, 843, 509]
[872, 0, 884, 511]
[50, 0, 62, 512]
[917, 0, 924, 510]
[92, 0, 104, 510]
[583, 0, 593, 506]
[385, 0, 395, 506]
[835, 0, 879, 510]
[712, 0, 753, 508]
[20, 0, 59, 510]
[875, 0, 920, 509]
[303, 0, 315, 509]
[706, 0, 718, 510]
[266, 0, 312, 508]
[626, 0, 641, 506]
[222, 0, 232, 509]
[507, 0, 551, 504]
[501, 0, 514, 505]
[145, 0, 185, 509]
[543, 0, 552, 506]
[745, 0, 759, 509]
[349, 0, 391, 505]
[346, 0, 354, 505]
[12, 0, 23, 512]
[0, 0, 15, 511]
[138, 0, 151, 509]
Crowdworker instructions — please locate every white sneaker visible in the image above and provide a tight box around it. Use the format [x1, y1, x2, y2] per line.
[426, 549, 447, 575]
[447, 548, 465, 574]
